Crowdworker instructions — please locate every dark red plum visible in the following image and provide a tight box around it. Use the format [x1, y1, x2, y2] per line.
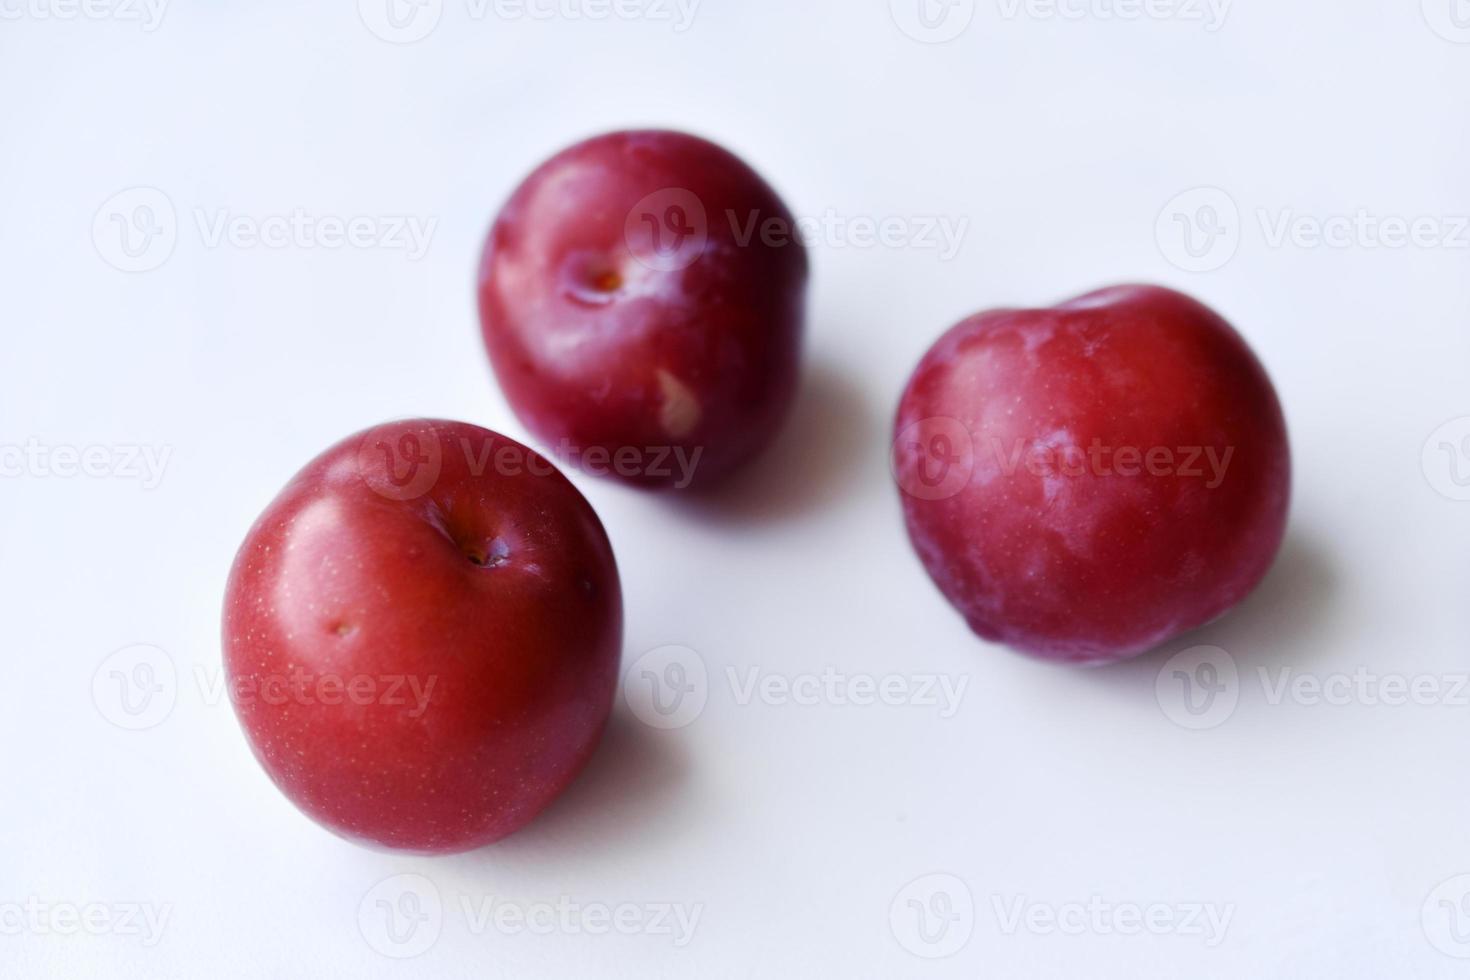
[223, 419, 622, 852]
[478, 130, 808, 490]
[893, 285, 1290, 665]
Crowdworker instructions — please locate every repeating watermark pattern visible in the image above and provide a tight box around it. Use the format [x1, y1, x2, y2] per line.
[1158, 186, 1470, 272]
[623, 646, 971, 730]
[1157, 645, 1470, 730]
[1156, 187, 1240, 273]
[889, 874, 976, 959]
[992, 894, 1234, 946]
[357, 874, 703, 958]
[996, 0, 1230, 30]
[890, 0, 976, 43]
[725, 209, 970, 262]
[1423, 875, 1470, 959]
[358, 0, 443, 42]
[226, 668, 437, 718]
[93, 645, 178, 731]
[1258, 669, 1470, 709]
[1155, 645, 1240, 730]
[358, 0, 700, 43]
[93, 187, 177, 273]
[623, 645, 709, 730]
[891, 0, 1228, 42]
[623, 191, 971, 272]
[624, 188, 709, 272]
[1422, 0, 1470, 43]
[0, 0, 167, 30]
[192, 208, 435, 259]
[0, 439, 172, 489]
[725, 666, 970, 718]
[357, 421, 705, 497]
[93, 646, 439, 731]
[893, 417, 975, 501]
[93, 188, 437, 271]
[458, 895, 702, 947]
[357, 423, 446, 502]
[1423, 417, 1470, 502]
[359, 875, 443, 959]
[893, 417, 1236, 502]
[890, 875, 1233, 957]
[0, 899, 172, 947]
[987, 436, 1232, 487]
[626, 193, 970, 274]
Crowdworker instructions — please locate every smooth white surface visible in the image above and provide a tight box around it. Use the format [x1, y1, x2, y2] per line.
[3, 2, 1470, 976]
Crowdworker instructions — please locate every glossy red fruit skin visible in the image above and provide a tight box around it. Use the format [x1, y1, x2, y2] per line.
[478, 129, 808, 490]
[222, 419, 622, 853]
[893, 285, 1290, 666]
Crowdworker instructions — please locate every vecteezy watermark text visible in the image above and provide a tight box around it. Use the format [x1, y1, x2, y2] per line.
[0, 0, 167, 30]
[0, 899, 172, 946]
[623, 646, 971, 730]
[357, 874, 702, 959]
[93, 187, 437, 272]
[889, 0, 1229, 43]
[0, 439, 171, 489]
[467, 436, 703, 489]
[357, 422, 705, 499]
[357, 0, 701, 44]
[1157, 187, 1470, 272]
[991, 894, 1234, 946]
[996, 0, 1230, 30]
[984, 437, 1233, 487]
[92, 645, 440, 731]
[227, 668, 437, 719]
[893, 418, 1237, 502]
[621, 191, 971, 272]
[888, 874, 1233, 959]
[193, 209, 435, 260]
[726, 209, 970, 261]
[1157, 645, 1470, 730]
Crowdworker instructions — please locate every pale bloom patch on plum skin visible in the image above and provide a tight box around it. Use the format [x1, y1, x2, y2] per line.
[656, 369, 703, 439]
[894, 284, 1291, 666]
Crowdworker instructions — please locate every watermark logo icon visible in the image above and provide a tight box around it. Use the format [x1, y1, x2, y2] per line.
[359, 874, 443, 958]
[93, 187, 177, 273]
[1423, 875, 1470, 958]
[889, 873, 975, 958]
[356, 421, 444, 502]
[93, 644, 178, 730]
[625, 188, 708, 273]
[892, 416, 975, 501]
[1423, 417, 1470, 501]
[1156, 187, 1240, 272]
[359, 0, 443, 42]
[1156, 645, 1239, 730]
[890, 0, 976, 43]
[624, 645, 708, 730]
[1423, 0, 1470, 42]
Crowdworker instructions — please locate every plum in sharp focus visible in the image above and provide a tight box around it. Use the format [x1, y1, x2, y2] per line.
[222, 419, 622, 852]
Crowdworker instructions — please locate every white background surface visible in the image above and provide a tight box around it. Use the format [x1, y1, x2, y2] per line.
[3, 1, 1470, 976]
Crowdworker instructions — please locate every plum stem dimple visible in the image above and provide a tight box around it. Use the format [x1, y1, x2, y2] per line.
[561, 250, 627, 306]
[465, 537, 512, 568]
